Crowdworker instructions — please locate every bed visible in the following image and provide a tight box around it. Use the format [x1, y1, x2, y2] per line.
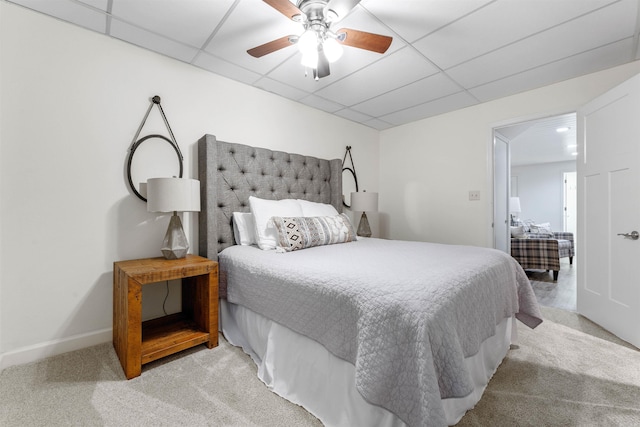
[198, 135, 543, 427]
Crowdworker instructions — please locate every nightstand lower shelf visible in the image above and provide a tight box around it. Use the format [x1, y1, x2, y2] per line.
[141, 313, 210, 365]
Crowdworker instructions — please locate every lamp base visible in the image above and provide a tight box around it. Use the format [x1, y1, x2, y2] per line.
[161, 213, 189, 259]
[357, 212, 372, 237]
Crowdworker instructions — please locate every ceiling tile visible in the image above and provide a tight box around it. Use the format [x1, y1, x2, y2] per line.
[413, 0, 618, 70]
[299, 95, 345, 113]
[351, 72, 462, 117]
[9, 0, 107, 32]
[204, 0, 302, 74]
[110, 0, 234, 48]
[254, 77, 310, 101]
[315, 46, 439, 106]
[380, 91, 478, 126]
[469, 38, 635, 102]
[110, 18, 199, 63]
[362, 0, 494, 43]
[446, 0, 637, 89]
[78, 0, 109, 11]
[192, 51, 261, 86]
[362, 117, 395, 130]
[334, 108, 373, 124]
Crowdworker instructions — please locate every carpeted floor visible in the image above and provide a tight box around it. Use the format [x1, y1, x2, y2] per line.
[457, 306, 640, 426]
[1, 306, 638, 426]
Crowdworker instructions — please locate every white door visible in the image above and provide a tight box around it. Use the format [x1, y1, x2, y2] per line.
[577, 74, 640, 348]
[563, 171, 577, 235]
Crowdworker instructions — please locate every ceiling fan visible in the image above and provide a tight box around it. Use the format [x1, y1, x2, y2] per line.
[247, 0, 393, 80]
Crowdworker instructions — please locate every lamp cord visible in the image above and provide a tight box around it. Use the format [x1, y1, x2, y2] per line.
[162, 281, 170, 316]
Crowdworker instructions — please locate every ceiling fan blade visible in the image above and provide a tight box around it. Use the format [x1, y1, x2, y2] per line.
[263, 0, 304, 20]
[325, 0, 361, 23]
[317, 47, 331, 79]
[337, 28, 392, 54]
[247, 36, 294, 58]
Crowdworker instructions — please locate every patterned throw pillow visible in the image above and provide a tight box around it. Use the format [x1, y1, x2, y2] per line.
[272, 213, 357, 252]
[529, 222, 554, 238]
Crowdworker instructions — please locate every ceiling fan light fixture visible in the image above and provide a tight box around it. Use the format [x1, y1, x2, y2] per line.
[249, 0, 392, 80]
[298, 29, 318, 55]
[301, 49, 319, 68]
[323, 37, 343, 62]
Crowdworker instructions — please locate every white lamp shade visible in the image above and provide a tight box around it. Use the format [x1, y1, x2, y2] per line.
[509, 197, 521, 214]
[351, 191, 378, 212]
[323, 37, 343, 63]
[301, 49, 318, 68]
[298, 30, 317, 55]
[147, 177, 201, 213]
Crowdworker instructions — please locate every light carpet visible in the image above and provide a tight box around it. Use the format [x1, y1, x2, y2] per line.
[1, 307, 638, 426]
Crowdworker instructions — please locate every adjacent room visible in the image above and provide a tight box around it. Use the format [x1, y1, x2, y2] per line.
[497, 113, 578, 311]
[2, 1, 640, 426]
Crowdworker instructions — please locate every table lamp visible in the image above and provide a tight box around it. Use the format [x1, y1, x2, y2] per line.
[147, 177, 200, 259]
[350, 191, 378, 237]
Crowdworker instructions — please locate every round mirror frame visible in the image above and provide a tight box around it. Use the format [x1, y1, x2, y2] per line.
[126, 134, 183, 202]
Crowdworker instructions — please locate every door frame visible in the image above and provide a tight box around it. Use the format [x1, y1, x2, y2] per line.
[491, 111, 579, 252]
[493, 133, 510, 253]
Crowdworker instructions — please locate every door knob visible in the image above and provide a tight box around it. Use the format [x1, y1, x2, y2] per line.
[617, 231, 639, 240]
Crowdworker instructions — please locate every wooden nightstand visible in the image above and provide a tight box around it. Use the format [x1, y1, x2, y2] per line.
[113, 254, 218, 379]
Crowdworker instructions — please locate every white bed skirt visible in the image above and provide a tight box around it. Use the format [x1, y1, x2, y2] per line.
[220, 300, 513, 426]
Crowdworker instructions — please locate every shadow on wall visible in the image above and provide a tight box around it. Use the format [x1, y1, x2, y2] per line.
[112, 195, 165, 261]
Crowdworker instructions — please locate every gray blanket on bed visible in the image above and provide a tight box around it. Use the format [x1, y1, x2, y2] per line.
[219, 238, 542, 427]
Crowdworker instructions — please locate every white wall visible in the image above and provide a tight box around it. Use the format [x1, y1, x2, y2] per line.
[379, 60, 640, 246]
[511, 161, 576, 231]
[0, 3, 379, 367]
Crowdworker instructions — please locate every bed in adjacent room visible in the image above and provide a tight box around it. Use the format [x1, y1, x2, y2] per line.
[198, 134, 542, 427]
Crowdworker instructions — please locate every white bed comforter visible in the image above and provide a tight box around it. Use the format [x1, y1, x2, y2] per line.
[219, 238, 542, 427]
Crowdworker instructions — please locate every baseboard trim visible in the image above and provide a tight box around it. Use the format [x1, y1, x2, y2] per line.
[0, 328, 112, 372]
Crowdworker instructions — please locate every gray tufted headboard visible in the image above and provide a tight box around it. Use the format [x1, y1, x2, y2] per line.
[198, 134, 343, 260]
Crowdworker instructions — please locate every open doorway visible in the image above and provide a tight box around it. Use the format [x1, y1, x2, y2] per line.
[494, 113, 577, 311]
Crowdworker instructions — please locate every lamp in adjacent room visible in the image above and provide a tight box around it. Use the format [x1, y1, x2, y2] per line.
[351, 191, 378, 238]
[509, 196, 521, 226]
[147, 177, 200, 259]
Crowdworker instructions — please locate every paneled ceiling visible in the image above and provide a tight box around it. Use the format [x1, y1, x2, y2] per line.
[6, 0, 640, 130]
[497, 113, 577, 166]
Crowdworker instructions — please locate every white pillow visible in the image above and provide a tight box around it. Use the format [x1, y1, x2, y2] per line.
[249, 196, 303, 250]
[232, 212, 257, 246]
[510, 225, 526, 238]
[297, 199, 339, 217]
